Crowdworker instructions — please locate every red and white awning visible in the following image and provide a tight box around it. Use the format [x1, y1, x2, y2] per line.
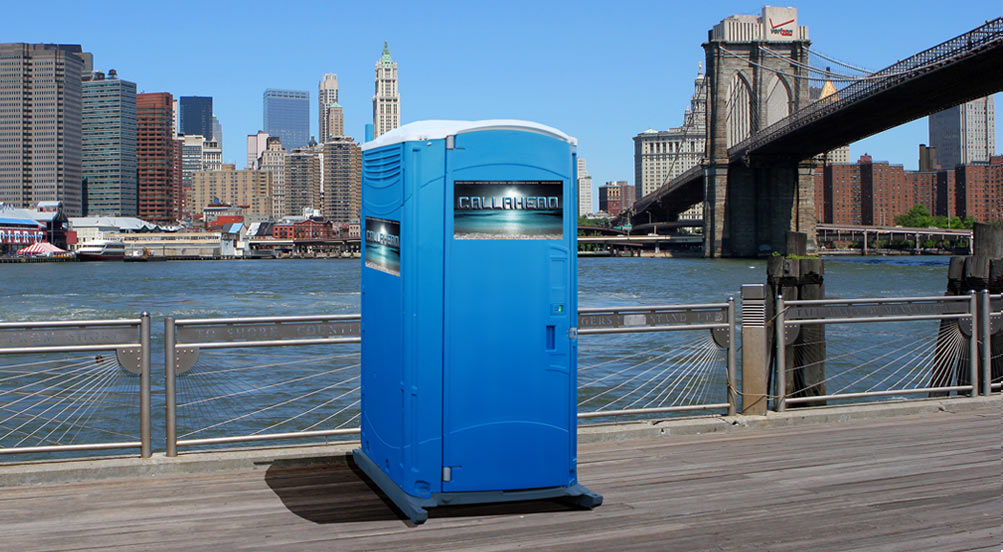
[16, 241, 66, 255]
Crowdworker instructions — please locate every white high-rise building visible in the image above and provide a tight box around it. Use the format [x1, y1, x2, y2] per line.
[246, 131, 269, 169]
[373, 42, 400, 138]
[201, 139, 222, 172]
[319, 73, 342, 142]
[172, 99, 179, 137]
[929, 96, 996, 169]
[633, 66, 707, 200]
[259, 137, 286, 218]
[577, 157, 593, 216]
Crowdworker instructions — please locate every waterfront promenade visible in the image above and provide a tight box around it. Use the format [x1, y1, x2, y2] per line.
[1, 398, 999, 551]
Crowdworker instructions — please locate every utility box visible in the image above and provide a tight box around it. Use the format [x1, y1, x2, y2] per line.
[354, 120, 601, 523]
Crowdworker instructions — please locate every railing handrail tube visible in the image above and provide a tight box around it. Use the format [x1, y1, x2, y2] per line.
[175, 314, 360, 326]
[0, 343, 140, 355]
[179, 337, 361, 349]
[787, 313, 971, 326]
[578, 323, 728, 335]
[577, 403, 731, 419]
[785, 295, 971, 306]
[0, 318, 141, 329]
[784, 386, 975, 404]
[176, 428, 361, 448]
[578, 303, 730, 313]
[0, 441, 143, 455]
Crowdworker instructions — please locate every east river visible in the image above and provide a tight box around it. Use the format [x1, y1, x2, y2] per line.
[2, 255, 951, 322]
[0, 255, 953, 458]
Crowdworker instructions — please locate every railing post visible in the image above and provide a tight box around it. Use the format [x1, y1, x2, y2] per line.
[980, 290, 992, 396]
[140, 312, 151, 459]
[775, 296, 787, 412]
[165, 316, 177, 457]
[740, 284, 769, 415]
[727, 296, 737, 416]
[969, 291, 979, 397]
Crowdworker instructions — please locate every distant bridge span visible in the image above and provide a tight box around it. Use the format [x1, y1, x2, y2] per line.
[624, 17, 1003, 257]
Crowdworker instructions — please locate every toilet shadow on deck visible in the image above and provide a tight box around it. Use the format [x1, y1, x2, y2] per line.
[263, 455, 581, 526]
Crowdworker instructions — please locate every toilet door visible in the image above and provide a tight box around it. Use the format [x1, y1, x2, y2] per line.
[441, 130, 574, 492]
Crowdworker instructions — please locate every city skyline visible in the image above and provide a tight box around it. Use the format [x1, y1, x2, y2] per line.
[2, 1, 1000, 200]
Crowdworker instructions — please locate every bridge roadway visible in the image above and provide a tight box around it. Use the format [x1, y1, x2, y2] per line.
[1, 399, 999, 551]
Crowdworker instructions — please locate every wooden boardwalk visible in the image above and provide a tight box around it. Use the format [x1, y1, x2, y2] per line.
[1, 409, 1000, 551]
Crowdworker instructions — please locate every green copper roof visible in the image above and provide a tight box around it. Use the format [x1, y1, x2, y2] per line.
[380, 41, 394, 64]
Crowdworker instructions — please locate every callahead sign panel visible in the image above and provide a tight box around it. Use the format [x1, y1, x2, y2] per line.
[454, 180, 563, 240]
[364, 216, 401, 276]
[762, 6, 797, 42]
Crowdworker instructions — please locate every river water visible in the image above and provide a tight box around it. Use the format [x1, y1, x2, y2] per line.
[2, 255, 951, 321]
[0, 256, 954, 457]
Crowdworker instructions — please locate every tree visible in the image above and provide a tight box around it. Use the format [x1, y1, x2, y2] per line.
[894, 204, 933, 228]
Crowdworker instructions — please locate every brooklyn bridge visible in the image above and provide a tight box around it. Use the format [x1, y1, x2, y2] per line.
[622, 9, 1003, 257]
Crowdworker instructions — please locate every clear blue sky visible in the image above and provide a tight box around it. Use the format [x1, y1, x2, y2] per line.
[3, 1, 1000, 195]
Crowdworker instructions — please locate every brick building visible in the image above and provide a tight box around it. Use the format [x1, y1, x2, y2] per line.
[815, 154, 1001, 225]
[137, 93, 180, 225]
[273, 219, 333, 240]
[598, 181, 635, 217]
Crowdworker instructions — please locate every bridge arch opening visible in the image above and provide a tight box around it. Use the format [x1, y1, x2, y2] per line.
[726, 72, 753, 148]
[764, 73, 792, 127]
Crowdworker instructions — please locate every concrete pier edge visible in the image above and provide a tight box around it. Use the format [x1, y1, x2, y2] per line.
[1, 395, 999, 488]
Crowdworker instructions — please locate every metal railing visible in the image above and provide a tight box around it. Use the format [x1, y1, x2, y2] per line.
[0, 289, 992, 462]
[576, 299, 737, 419]
[729, 18, 1003, 158]
[774, 295, 979, 410]
[164, 314, 361, 456]
[0, 314, 151, 459]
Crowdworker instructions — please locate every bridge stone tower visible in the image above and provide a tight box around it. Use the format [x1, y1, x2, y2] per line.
[703, 7, 817, 257]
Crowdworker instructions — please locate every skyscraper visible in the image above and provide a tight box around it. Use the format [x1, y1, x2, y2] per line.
[322, 137, 361, 223]
[137, 93, 180, 224]
[264, 89, 310, 150]
[577, 157, 593, 216]
[373, 42, 400, 138]
[181, 134, 205, 217]
[929, 96, 996, 170]
[319, 73, 343, 142]
[0, 43, 88, 215]
[179, 96, 213, 139]
[259, 137, 287, 217]
[211, 115, 223, 149]
[81, 69, 137, 216]
[286, 149, 322, 216]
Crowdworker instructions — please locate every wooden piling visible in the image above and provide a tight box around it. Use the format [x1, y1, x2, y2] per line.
[766, 232, 827, 408]
[792, 257, 827, 406]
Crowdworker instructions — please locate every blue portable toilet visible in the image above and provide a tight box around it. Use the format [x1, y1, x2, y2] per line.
[354, 120, 601, 523]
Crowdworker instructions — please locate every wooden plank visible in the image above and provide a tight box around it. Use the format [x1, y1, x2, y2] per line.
[0, 409, 998, 551]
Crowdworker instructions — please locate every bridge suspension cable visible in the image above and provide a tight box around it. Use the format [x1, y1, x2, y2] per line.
[803, 46, 877, 74]
[718, 46, 929, 83]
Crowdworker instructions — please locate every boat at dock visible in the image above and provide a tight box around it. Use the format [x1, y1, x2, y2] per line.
[75, 240, 125, 261]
